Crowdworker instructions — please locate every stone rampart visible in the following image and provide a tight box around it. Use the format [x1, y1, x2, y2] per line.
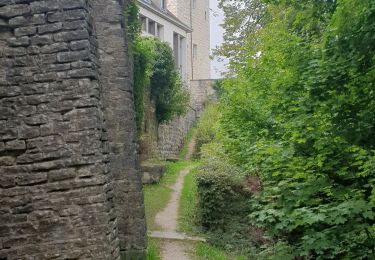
[0, 1, 146, 259]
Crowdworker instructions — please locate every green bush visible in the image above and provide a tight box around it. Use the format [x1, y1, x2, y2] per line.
[195, 104, 220, 158]
[126, 2, 189, 131]
[132, 38, 155, 134]
[216, 0, 375, 258]
[150, 40, 189, 123]
[196, 143, 248, 229]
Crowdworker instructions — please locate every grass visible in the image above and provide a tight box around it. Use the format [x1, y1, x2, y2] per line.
[194, 242, 227, 260]
[178, 165, 200, 233]
[179, 127, 196, 160]
[143, 161, 193, 230]
[146, 237, 161, 260]
[193, 242, 247, 260]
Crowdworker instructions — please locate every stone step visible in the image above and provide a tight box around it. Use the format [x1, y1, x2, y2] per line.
[148, 231, 206, 242]
[141, 162, 167, 184]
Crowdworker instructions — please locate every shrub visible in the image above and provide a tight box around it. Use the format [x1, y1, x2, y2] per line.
[150, 40, 189, 123]
[132, 38, 155, 134]
[196, 143, 248, 230]
[195, 104, 220, 158]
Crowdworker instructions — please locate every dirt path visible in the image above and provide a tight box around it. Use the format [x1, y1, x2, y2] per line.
[154, 169, 193, 260]
[185, 134, 196, 161]
[155, 169, 189, 231]
[152, 136, 198, 260]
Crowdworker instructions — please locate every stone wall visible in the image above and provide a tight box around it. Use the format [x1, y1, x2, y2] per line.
[140, 79, 215, 160]
[158, 80, 215, 159]
[0, 1, 146, 259]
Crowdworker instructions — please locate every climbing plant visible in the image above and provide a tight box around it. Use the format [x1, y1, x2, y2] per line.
[124, 1, 189, 133]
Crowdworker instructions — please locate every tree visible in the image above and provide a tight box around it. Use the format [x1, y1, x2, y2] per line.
[215, 0, 375, 258]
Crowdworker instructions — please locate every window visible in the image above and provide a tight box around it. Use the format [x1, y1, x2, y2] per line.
[193, 44, 198, 59]
[157, 24, 164, 39]
[192, 0, 196, 9]
[173, 32, 187, 80]
[140, 16, 147, 32]
[173, 33, 179, 68]
[160, 0, 166, 10]
[148, 20, 155, 35]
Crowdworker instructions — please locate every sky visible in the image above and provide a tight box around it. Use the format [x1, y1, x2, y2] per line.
[209, 0, 228, 79]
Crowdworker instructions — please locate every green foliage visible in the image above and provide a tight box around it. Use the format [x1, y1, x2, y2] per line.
[179, 127, 196, 160]
[195, 143, 260, 257]
[194, 242, 228, 260]
[150, 40, 189, 123]
[125, 0, 140, 46]
[132, 38, 155, 134]
[196, 143, 246, 229]
[178, 164, 200, 233]
[212, 79, 224, 97]
[125, 2, 188, 131]
[195, 104, 220, 158]
[146, 238, 161, 260]
[215, 0, 375, 258]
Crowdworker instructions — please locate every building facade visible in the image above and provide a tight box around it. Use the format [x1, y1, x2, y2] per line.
[138, 0, 211, 82]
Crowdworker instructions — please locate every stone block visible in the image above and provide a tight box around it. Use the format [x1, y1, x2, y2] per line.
[65, 9, 88, 21]
[40, 42, 68, 54]
[7, 36, 30, 47]
[31, 35, 54, 45]
[14, 26, 37, 37]
[0, 4, 30, 18]
[30, 1, 59, 13]
[38, 22, 62, 34]
[9, 13, 45, 26]
[5, 140, 26, 150]
[68, 68, 96, 79]
[57, 50, 90, 63]
[54, 29, 89, 42]
[0, 156, 15, 166]
[3, 46, 27, 56]
[16, 172, 47, 186]
[0, 175, 16, 188]
[48, 168, 76, 182]
[60, 0, 88, 10]
[140, 162, 166, 184]
[18, 126, 40, 139]
[64, 20, 87, 30]
[24, 114, 48, 126]
[33, 72, 57, 82]
[70, 40, 90, 51]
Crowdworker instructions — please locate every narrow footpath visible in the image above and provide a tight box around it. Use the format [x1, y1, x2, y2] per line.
[149, 134, 202, 260]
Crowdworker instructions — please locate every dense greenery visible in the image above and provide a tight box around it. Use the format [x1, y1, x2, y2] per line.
[198, 0, 375, 259]
[125, 2, 189, 133]
[150, 40, 189, 123]
[194, 104, 220, 158]
[132, 38, 155, 133]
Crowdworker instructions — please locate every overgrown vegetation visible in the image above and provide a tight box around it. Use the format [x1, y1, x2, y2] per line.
[146, 238, 161, 260]
[150, 40, 189, 123]
[125, 1, 189, 134]
[194, 0, 375, 259]
[178, 166, 199, 233]
[194, 104, 220, 158]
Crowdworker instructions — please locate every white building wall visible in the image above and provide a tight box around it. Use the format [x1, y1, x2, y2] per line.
[167, 0, 211, 80]
[191, 0, 211, 79]
[138, 6, 189, 82]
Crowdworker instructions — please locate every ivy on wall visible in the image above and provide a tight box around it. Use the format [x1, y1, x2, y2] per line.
[124, 1, 189, 135]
